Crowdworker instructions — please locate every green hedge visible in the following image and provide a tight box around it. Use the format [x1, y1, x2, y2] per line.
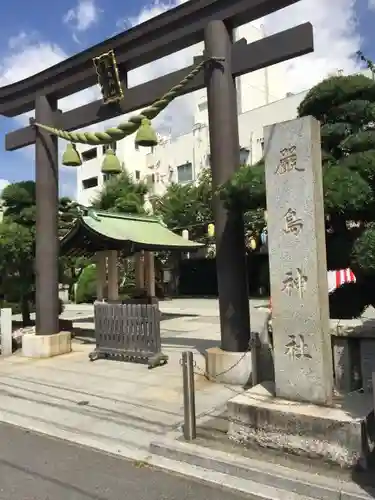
[76, 265, 97, 304]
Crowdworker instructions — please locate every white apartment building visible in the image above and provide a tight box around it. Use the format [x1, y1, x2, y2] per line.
[134, 67, 372, 197]
[76, 136, 150, 206]
[76, 19, 371, 206]
[76, 22, 290, 205]
[145, 90, 309, 197]
[77, 91, 306, 204]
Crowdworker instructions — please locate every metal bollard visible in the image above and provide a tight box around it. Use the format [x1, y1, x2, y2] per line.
[181, 351, 196, 441]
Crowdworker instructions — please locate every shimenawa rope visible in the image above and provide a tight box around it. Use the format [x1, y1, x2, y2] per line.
[33, 57, 223, 146]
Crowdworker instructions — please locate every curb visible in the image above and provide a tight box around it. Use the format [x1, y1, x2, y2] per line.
[147, 454, 316, 500]
[150, 437, 375, 500]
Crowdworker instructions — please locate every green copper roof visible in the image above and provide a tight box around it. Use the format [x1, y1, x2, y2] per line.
[61, 210, 203, 257]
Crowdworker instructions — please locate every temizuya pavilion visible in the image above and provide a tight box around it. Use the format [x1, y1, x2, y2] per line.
[60, 209, 203, 300]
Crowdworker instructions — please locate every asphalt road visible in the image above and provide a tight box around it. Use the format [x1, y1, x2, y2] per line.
[0, 422, 246, 500]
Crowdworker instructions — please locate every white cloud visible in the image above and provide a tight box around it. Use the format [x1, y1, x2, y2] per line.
[63, 0, 99, 31]
[0, 34, 67, 88]
[0, 32, 99, 127]
[0, 30, 98, 197]
[261, 0, 361, 94]
[63, 0, 100, 42]
[368, 0, 375, 10]
[117, 0, 361, 135]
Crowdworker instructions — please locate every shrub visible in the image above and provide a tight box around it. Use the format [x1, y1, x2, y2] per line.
[76, 265, 97, 304]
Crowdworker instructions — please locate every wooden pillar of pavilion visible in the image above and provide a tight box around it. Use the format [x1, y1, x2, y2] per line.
[135, 252, 145, 290]
[107, 250, 119, 301]
[96, 252, 107, 301]
[144, 251, 156, 297]
[135, 251, 156, 297]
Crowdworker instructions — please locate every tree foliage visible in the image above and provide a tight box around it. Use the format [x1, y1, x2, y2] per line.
[222, 74, 375, 219]
[154, 168, 213, 241]
[92, 171, 148, 214]
[0, 221, 35, 324]
[0, 181, 84, 320]
[220, 159, 265, 212]
[298, 73, 375, 279]
[219, 68, 375, 314]
[0, 182, 37, 323]
[1, 181, 36, 228]
[58, 197, 89, 300]
[75, 265, 97, 304]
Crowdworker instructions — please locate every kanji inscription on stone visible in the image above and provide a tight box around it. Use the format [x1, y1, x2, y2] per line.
[281, 267, 308, 299]
[283, 208, 303, 236]
[275, 145, 304, 175]
[284, 334, 312, 360]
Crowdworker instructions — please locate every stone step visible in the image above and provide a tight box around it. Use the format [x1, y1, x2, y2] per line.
[148, 453, 317, 500]
[150, 437, 375, 500]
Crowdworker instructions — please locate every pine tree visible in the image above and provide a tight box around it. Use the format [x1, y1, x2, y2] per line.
[221, 65, 375, 317]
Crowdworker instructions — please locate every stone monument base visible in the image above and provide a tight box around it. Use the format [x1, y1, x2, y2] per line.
[227, 381, 375, 468]
[22, 332, 72, 358]
[205, 347, 253, 386]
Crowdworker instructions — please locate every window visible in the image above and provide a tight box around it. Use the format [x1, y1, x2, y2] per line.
[146, 174, 155, 185]
[82, 176, 98, 189]
[177, 162, 193, 183]
[81, 148, 97, 162]
[103, 142, 117, 154]
[103, 173, 114, 182]
[135, 170, 140, 180]
[198, 101, 207, 112]
[239, 147, 250, 165]
[260, 138, 265, 154]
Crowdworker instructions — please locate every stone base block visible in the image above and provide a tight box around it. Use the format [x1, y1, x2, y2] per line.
[22, 332, 72, 359]
[227, 381, 375, 468]
[205, 347, 253, 386]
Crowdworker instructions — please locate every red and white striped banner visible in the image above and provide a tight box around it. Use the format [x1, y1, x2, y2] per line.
[327, 268, 356, 295]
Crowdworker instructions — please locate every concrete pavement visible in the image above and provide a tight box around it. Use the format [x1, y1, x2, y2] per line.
[62, 297, 269, 320]
[8, 299, 372, 498]
[0, 305, 286, 498]
[0, 421, 249, 500]
[0, 306, 252, 462]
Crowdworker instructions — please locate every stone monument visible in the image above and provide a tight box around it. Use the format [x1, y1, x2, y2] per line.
[264, 116, 333, 405]
[227, 117, 375, 468]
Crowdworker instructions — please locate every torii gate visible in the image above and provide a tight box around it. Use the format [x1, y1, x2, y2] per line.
[0, 0, 313, 360]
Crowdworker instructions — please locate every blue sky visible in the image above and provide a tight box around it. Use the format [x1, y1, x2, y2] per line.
[0, 0, 374, 198]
